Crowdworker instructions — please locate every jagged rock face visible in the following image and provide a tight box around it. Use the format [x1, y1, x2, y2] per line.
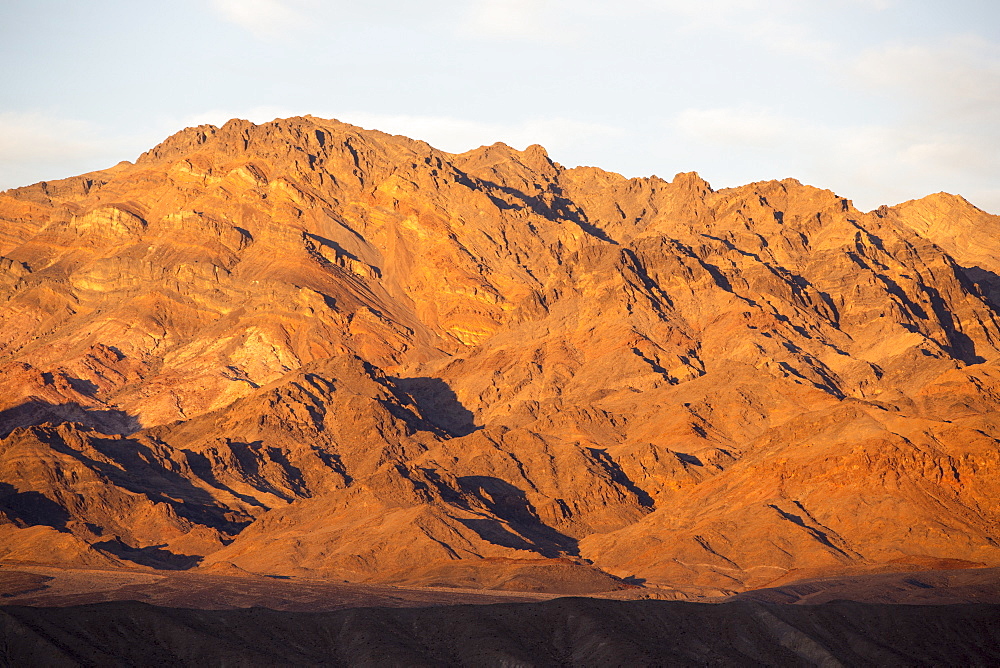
[2, 116, 1000, 593]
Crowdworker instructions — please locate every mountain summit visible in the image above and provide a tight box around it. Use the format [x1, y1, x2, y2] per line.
[1, 116, 999, 595]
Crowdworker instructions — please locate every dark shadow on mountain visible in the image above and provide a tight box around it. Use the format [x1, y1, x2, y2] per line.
[702, 233, 841, 327]
[630, 347, 677, 385]
[265, 446, 309, 497]
[26, 427, 253, 535]
[923, 283, 986, 364]
[477, 177, 617, 244]
[36, 373, 99, 397]
[0, 399, 139, 439]
[181, 449, 271, 509]
[587, 448, 655, 509]
[456, 518, 543, 553]
[622, 248, 675, 311]
[0, 483, 70, 531]
[305, 232, 381, 278]
[311, 448, 353, 486]
[670, 239, 758, 307]
[960, 264, 1000, 312]
[847, 250, 986, 365]
[392, 377, 478, 437]
[458, 476, 578, 557]
[414, 467, 467, 506]
[851, 226, 978, 346]
[674, 452, 702, 466]
[226, 440, 308, 502]
[768, 504, 851, 558]
[93, 540, 201, 570]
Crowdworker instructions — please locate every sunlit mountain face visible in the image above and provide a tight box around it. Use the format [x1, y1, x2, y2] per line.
[2, 116, 1000, 596]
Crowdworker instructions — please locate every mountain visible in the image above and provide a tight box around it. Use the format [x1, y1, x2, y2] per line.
[1, 116, 999, 595]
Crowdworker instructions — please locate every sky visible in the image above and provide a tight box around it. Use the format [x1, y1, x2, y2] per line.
[1, 0, 998, 212]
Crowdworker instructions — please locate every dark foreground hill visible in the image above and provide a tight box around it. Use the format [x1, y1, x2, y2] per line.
[3, 598, 999, 667]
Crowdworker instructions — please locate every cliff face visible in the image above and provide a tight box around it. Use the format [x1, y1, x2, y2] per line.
[2, 116, 1000, 594]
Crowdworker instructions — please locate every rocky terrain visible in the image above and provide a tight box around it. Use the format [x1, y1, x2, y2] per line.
[1, 115, 1000, 595]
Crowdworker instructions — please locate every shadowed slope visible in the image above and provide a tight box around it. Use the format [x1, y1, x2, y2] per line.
[2, 599, 1000, 666]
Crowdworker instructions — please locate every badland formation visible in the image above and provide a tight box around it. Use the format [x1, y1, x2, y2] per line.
[2, 116, 1000, 597]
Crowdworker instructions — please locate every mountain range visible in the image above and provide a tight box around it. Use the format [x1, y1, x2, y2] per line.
[2, 115, 999, 596]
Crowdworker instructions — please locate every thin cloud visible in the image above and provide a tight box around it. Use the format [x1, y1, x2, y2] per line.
[456, 0, 578, 43]
[823, 0, 896, 9]
[851, 34, 1000, 124]
[674, 107, 801, 148]
[0, 113, 98, 163]
[739, 16, 835, 59]
[670, 106, 999, 212]
[666, 32, 1000, 213]
[848, 0, 895, 8]
[454, 0, 836, 58]
[461, 0, 544, 39]
[209, 0, 309, 37]
[598, 0, 836, 60]
[845, 34, 1000, 208]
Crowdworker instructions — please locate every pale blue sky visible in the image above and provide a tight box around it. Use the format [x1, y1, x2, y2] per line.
[2, 0, 998, 212]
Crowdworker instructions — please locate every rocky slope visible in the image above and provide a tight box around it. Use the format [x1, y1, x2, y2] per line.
[1, 116, 999, 594]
